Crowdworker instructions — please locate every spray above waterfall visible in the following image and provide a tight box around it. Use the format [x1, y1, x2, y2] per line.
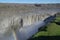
[0, 16, 22, 37]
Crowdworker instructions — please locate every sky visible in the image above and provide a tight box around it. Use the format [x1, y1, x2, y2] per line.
[0, 0, 60, 4]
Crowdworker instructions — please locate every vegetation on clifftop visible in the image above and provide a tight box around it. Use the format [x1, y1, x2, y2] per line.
[28, 13, 60, 40]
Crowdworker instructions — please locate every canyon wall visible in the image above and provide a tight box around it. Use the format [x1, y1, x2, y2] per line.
[0, 3, 60, 26]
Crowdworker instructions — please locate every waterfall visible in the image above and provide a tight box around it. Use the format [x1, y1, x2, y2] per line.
[23, 14, 46, 26]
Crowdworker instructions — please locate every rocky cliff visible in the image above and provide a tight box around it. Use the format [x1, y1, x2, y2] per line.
[0, 3, 60, 26]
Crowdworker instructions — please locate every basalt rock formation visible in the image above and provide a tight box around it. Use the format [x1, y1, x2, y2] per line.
[0, 3, 60, 26]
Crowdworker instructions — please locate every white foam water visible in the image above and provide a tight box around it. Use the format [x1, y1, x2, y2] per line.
[0, 16, 22, 40]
